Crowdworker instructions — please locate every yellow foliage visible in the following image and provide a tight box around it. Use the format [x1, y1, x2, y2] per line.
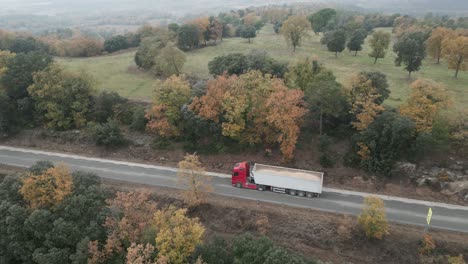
[358, 196, 389, 240]
[426, 27, 455, 63]
[154, 206, 205, 264]
[348, 75, 384, 131]
[448, 255, 467, 264]
[357, 142, 370, 160]
[442, 35, 468, 78]
[280, 16, 311, 51]
[400, 79, 452, 132]
[0, 50, 15, 77]
[20, 163, 73, 209]
[177, 153, 212, 207]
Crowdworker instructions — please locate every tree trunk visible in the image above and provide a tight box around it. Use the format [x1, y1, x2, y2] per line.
[374, 57, 378, 64]
[335, 51, 338, 58]
[293, 45, 296, 52]
[408, 71, 412, 79]
[354, 50, 358, 56]
[436, 53, 440, 64]
[455, 63, 460, 78]
[248, 38, 251, 43]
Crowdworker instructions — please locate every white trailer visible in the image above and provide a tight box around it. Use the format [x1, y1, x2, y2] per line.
[251, 163, 323, 197]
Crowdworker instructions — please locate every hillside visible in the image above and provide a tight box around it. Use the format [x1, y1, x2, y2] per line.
[59, 24, 467, 107]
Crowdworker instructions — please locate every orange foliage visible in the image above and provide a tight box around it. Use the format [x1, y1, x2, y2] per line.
[426, 27, 455, 63]
[400, 79, 452, 132]
[243, 13, 259, 26]
[20, 163, 73, 209]
[125, 243, 156, 264]
[442, 35, 468, 78]
[189, 17, 210, 43]
[419, 234, 436, 255]
[190, 71, 307, 160]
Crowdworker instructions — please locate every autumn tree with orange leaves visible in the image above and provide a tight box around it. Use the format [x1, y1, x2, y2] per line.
[442, 35, 468, 78]
[20, 163, 73, 209]
[146, 75, 191, 138]
[190, 17, 210, 46]
[190, 71, 307, 161]
[400, 79, 452, 132]
[426, 27, 454, 64]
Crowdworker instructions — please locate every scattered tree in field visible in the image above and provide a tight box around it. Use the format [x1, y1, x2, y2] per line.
[307, 8, 337, 34]
[153, 206, 205, 264]
[280, 16, 311, 52]
[28, 64, 94, 130]
[20, 163, 73, 209]
[347, 29, 368, 56]
[426, 27, 454, 64]
[177, 153, 212, 207]
[358, 196, 389, 239]
[154, 45, 187, 76]
[419, 234, 436, 255]
[368, 31, 391, 64]
[357, 111, 416, 176]
[2, 51, 52, 99]
[208, 16, 223, 43]
[146, 75, 191, 138]
[191, 17, 211, 46]
[240, 26, 257, 43]
[190, 71, 307, 161]
[442, 35, 468, 78]
[322, 29, 347, 57]
[104, 35, 129, 53]
[354, 71, 390, 104]
[393, 31, 428, 78]
[177, 24, 199, 51]
[400, 79, 452, 132]
[135, 36, 168, 70]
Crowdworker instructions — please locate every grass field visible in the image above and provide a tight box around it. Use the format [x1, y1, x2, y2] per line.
[58, 25, 467, 107]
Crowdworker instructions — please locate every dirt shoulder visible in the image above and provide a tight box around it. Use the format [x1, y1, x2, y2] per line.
[103, 177, 468, 264]
[1, 128, 466, 206]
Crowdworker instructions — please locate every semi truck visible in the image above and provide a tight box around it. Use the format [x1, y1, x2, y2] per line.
[231, 162, 324, 198]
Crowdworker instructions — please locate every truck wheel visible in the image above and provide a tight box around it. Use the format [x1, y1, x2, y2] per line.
[236, 183, 242, 188]
[306, 193, 313, 198]
[257, 185, 265, 191]
[289, 190, 296, 196]
[298, 191, 305, 197]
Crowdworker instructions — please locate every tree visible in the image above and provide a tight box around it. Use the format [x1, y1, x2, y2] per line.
[232, 234, 273, 264]
[2, 51, 52, 99]
[368, 31, 391, 64]
[177, 153, 212, 207]
[0, 50, 15, 77]
[354, 71, 390, 104]
[135, 36, 168, 70]
[323, 29, 347, 57]
[168, 23, 180, 33]
[240, 26, 257, 43]
[358, 196, 389, 239]
[400, 79, 452, 132]
[264, 248, 307, 264]
[88, 120, 126, 147]
[20, 163, 73, 209]
[125, 243, 156, 264]
[8, 36, 48, 53]
[153, 206, 204, 264]
[442, 35, 468, 78]
[426, 27, 454, 64]
[208, 17, 223, 43]
[280, 16, 311, 52]
[357, 111, 416, 176]
[347, 29, 368, 56]
[28, 64, 94, 130]
[0, 93, 16, 136]
[153, 45, 186, 76]
[177, 24, 199, 51]
[91, 91, 128, 123]
[190, 17, 211, 46]
[146, 75, 191, 138]
[104, 35, 129, 53]
[393, 31, 428, 78]
[307, 8, 337, 34]
[208, 53, 248, 76]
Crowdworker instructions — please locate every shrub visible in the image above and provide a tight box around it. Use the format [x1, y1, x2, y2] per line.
[130, 106, 148, 132]
[88, 120, 126, 147]
[91, 91, 128, 123]
[319, 154, 335, 168]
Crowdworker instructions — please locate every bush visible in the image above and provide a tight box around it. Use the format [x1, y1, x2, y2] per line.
[91, 91, 128, 123]
[130, 106, 148, 132]
[88, 120, 126, 147]
[103, 35, 129, 53]
[151, 138, 172, 150]
[319, 154, 335, 168]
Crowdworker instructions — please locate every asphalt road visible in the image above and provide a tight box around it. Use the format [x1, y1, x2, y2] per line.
[1, 146, 467, 233]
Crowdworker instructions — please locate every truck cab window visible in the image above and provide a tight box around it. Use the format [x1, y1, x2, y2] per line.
[233, 172, 239, 177]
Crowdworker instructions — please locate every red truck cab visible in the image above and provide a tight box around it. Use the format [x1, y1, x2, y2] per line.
[231, 161, 257, 189]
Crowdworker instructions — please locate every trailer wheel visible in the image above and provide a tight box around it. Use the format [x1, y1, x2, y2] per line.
[306, 193, 313, 198]
[289, 190, 297, 196]
[298, 191, 305, 197]
[235, 183, 242, 188]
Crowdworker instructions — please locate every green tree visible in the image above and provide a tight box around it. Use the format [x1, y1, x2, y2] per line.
[134, 36, 167, 70]
[394, 31, 428, 78]
[354, 71, 390, 104]
[28, 64, 94, 130]
[307, 8, 337, 34]
[177, 24, 199, 51]
[347, 29, 368, 56]
[358, 196, 389, 239]
[368, 31, 391, 64]
[8, 36, 48, 54]
[357, 111, 416, 176]
[280, 16, 311, 52]
[232, 234, 273, 264]
[168, 23, 180, 33]
[104, 35, 129, 53]
[88, 120, 126, 147]
[208, 53, 248, 76]
[322, 29, 347, 57]
[264, 248, 307, 264]
[0, 93, 16, 136]
[2, 51, 53, 99]
[153, 45, 187, 76]
[240, 26, 257, 43]
[91, 91, 128, 123]
[193, 236, 233, 264]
